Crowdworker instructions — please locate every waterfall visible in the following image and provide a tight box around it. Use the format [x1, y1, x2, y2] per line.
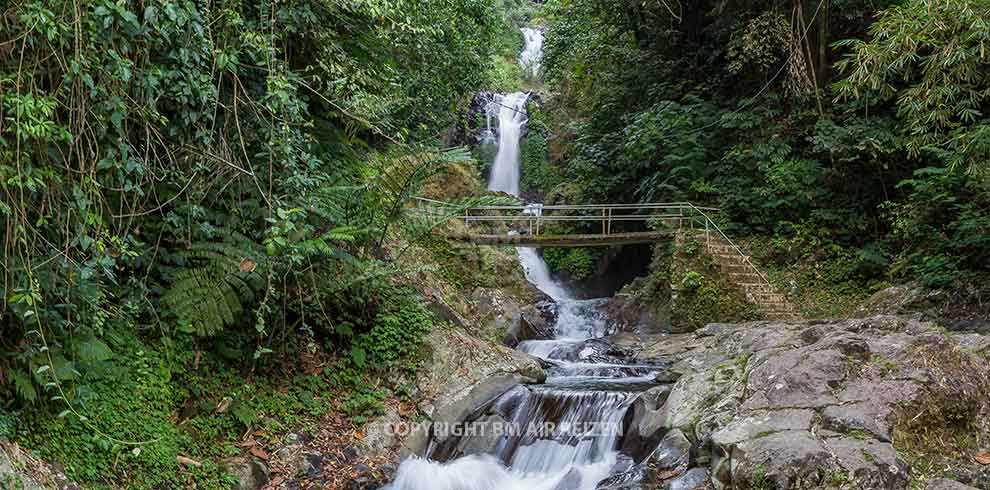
[385, 26, 666, 490]
[517, 247, 570, 301]
[520, 27, 544, 77]
[487, 92, 529, 197]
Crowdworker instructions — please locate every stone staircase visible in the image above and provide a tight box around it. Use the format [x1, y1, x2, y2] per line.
[680, 231, 797, 320]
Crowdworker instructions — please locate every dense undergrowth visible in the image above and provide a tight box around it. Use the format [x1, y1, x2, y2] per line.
[535, 0, 990, 314]
[0, 0, 533, 488]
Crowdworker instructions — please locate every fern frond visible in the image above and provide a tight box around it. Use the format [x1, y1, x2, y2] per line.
[163, 234, 267, 336]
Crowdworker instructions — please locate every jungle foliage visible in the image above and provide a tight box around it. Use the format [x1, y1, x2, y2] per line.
[540, 0, 990, 295]
[0, 1, 511, 485]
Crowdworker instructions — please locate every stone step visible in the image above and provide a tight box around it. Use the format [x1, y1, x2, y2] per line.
[749, 293, 789, 301]
[720, 264, 753, 274]
[737, 282, 773, 289]
[730, 272, 764, 280]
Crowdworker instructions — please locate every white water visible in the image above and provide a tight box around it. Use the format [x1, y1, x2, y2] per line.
[517, 247, 570, 301]
[385, 27, 660, 490]
[486, 92, 529, 197]
[519, 27, 544, 77]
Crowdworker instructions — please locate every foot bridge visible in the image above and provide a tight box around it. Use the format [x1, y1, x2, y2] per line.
[414, 197, 721, 247]
[413, 197, 797, 319]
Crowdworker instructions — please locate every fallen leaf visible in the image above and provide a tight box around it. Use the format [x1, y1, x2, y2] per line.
[215, 397, 231, 414]
[975, 451, 990, 465]
[176, 455, 202, 467]
[236, 439, 257, 448]
[239, 259, 257, 273]
[249, 446, 269, 460]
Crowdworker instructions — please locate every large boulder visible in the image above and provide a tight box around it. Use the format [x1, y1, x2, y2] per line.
[470, 288, 553, 345]
[625, 315, 990, 490]
[502, 300, 557, 347]
[410, 328, 545, 455]
[620, 385, 673, 460]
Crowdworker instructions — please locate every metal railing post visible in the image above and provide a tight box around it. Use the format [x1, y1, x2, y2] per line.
[705, 218, 711, 252]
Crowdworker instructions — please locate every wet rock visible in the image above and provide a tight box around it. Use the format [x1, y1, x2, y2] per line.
[653, 371, 682, 384]
[653, 429, 691, 469]
[414, 328, 545, 453]
[667, 468, 708, 490]
[619, 385, 673, 461]
[503, 301, 557, 347]
[453, 414, 509, 457]
[553, 468, 583, 490]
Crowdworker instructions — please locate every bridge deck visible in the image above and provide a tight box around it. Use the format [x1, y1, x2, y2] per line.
[446, 231, 674, 247]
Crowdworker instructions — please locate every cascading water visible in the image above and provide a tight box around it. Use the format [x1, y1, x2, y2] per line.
[519, 27, 544, 77]
[386, 27, 665, 490]
[487, 92, 529, 197]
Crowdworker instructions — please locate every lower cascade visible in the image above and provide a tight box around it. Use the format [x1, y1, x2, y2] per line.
[386, 27, 666, 490]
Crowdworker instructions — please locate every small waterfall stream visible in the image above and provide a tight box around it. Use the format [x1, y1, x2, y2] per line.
[387, 27, 664, 490]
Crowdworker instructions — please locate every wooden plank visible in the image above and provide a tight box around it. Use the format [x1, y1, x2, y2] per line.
[444, 231, 674, 247]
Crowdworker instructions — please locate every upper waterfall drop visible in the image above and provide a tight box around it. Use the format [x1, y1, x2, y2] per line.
[520, 27, 544, 77]
[487, 92, 529, 197]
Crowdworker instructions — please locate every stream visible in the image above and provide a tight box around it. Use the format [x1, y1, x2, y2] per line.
[386, 28, 666, 490]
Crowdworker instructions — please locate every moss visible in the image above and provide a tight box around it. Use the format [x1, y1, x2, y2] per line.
[670, 237, 760, 332]
[754, 429, 779, 439]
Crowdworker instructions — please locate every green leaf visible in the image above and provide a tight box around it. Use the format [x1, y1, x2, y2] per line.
[350, 345, 367, 368]
[13, 370, 38, 402]
[78, 337, 113, 362]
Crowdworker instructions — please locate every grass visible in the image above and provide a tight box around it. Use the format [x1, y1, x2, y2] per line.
[890, 343, 990, 484]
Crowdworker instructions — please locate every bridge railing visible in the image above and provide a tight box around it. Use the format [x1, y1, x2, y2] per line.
[412, 197, 718, 234]
[411, 197, 772, 289]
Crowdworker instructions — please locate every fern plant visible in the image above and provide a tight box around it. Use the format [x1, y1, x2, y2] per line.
[163, 235, 268, 336]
